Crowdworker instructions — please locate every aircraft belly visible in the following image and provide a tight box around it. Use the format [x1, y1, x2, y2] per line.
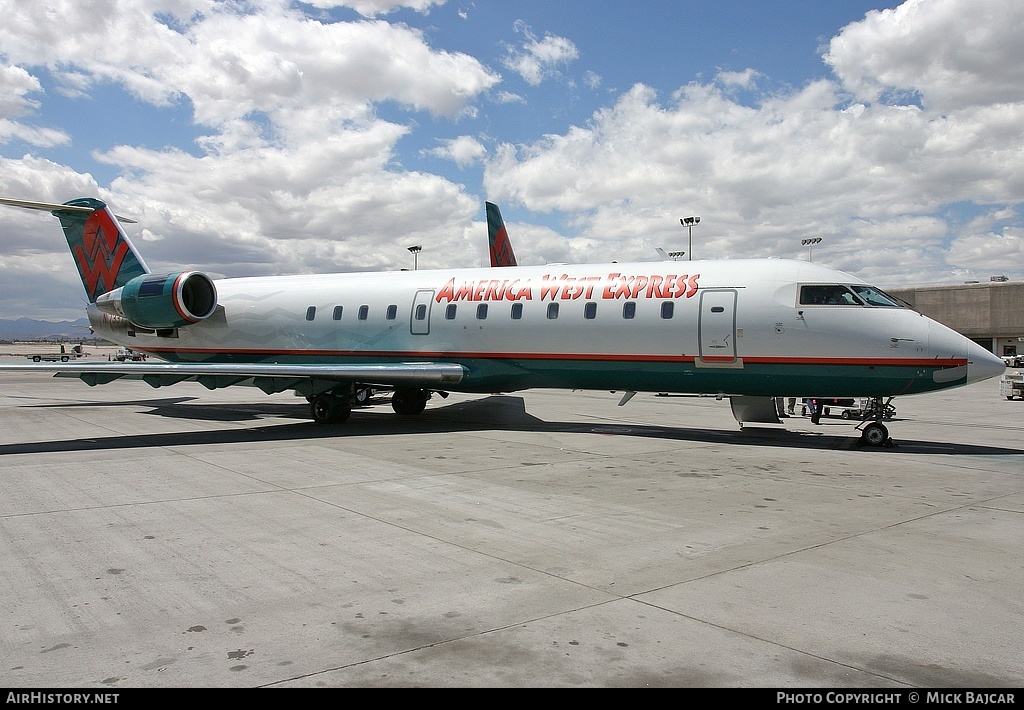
[451, 357, 940, 397]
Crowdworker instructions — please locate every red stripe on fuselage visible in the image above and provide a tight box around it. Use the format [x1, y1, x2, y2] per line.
[134, 347, 968, 369]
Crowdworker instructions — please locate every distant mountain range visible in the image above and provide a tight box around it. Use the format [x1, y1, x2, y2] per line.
[0, 318, 93, 341]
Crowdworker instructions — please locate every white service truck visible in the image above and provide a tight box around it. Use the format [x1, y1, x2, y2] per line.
[1000, 372, 1024, 400]
[27, 344, 84, 362]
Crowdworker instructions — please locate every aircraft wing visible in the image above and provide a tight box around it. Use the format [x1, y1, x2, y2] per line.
[0, 360, 466, 395]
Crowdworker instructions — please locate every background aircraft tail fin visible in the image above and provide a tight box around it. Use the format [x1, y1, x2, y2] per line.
[485, 201, 518, 267]
[0, 197, 149, 302]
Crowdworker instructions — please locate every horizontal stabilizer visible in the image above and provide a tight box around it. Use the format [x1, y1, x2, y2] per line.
[0, 197, 137, 223]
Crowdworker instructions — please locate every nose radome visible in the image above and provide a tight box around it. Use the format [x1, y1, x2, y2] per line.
[967, 342, 1006, 384]
[926, 317, 1005, 386]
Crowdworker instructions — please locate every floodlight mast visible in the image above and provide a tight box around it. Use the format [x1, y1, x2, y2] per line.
[680, 216, 700, 261]
[407, 245, 422, 270]
[801, 237, 822, 262]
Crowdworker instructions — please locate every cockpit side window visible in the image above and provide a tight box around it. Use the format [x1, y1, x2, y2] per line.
[798, 284, 862, 306]
[850, 285, 905, 307]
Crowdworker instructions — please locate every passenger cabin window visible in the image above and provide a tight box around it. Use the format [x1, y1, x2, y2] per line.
[333, 306, 343, 320]
[445, 304, 457, 320]
[622, 302, 636, 319]
[305, 306, 316, 321]
[584, 301, 597, 320]
[358, 305, 369, 321]
[476, 303, 488, 320]
[660, 301, 674, 319]
[546, 303, 559, 319]
[415, 304, 427, 320]
[386, 304, 398, 320]
[511, 303, 523, 320]
[799, 285, 861, 306]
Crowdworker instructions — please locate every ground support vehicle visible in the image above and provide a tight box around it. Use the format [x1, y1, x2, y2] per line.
[113, 348, 146, 361]
[1001, 373, 1024, 400]
[27, 344, 84, 362]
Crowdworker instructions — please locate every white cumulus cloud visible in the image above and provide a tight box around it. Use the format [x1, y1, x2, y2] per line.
[825, 0, 1024, 111]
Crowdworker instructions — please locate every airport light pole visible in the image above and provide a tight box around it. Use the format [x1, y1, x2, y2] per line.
[680, 216, 700, 261]
[801, 237, 822, 262]
[668, 251, 686, 261]
[407, 245, 422, 270]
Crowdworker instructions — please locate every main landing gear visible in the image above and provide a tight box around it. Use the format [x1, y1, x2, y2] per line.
[855, 396, 896, 448]
[310, 392, 352, 425]
[390, 387, 430, 415]
[309, 387, 438, 425]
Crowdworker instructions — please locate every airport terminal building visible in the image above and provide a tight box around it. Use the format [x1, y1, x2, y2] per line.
[889, 278, 1024, 360]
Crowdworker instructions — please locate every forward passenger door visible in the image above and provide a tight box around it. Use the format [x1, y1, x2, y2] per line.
[698, 289, 738, 364]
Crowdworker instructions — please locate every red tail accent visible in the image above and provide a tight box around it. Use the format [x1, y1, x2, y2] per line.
[73, 210, 131, 299]
[490, 225, 516, 267]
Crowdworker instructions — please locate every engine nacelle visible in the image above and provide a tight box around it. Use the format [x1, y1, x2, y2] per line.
[95, 271, 218, 329]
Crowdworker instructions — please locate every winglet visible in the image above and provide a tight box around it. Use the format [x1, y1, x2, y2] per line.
[485, 201, 518, 267]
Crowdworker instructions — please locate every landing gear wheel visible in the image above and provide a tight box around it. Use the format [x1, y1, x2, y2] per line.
[310, 395, 351, 425]
[861, 421, 889, 447]
[354, 386, 374, 405]
[392, 388, 428, 415]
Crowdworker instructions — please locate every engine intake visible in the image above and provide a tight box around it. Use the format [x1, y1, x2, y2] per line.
[95, 271, 218, 329]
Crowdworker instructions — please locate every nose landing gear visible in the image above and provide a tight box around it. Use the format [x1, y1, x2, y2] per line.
[855, 397, 895, 447]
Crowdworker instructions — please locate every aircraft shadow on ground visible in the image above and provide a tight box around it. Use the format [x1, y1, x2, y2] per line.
[2, 394, 1022, 457]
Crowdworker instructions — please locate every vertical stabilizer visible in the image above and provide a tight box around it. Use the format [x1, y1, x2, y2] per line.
[55, 198, 149, 302]
[0, 197, 150, 303]
[486, 201, 518, 267]
[0, 196, 149, 301]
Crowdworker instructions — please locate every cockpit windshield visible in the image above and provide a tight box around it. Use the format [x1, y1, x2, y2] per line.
[798, 284, 862, 306]
[849, 285, 905, 307]
[798, 284, 906, 308]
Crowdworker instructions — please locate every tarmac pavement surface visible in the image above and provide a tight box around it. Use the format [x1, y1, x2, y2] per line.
[0, 357, 1022, 687]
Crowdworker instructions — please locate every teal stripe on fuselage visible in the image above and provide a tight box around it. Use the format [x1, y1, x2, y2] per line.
[145, 350, 961, 397]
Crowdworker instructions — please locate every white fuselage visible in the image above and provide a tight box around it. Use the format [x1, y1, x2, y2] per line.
[87, 258, 1004, 398]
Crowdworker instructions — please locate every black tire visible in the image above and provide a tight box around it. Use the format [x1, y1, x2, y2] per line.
[392, 388, 428, 415]
[841, 410, 851, 419]
[32, 355, 41, 362]
[354, 387, 373, 405]
[60, 356, 70, 362]
[861, 422, 889, 447]
[310, 395, 351, 425]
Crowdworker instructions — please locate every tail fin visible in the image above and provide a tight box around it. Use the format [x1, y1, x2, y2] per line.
[485, 201, 518, 267]
[0, 197, 149, 302]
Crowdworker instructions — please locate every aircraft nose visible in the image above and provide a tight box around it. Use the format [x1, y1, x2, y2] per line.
[967, 342, 1006, 384]
[926, 317, 1005, 386]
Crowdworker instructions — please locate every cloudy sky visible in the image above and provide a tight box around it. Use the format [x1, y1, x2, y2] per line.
[1, 0, 1022, 321]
